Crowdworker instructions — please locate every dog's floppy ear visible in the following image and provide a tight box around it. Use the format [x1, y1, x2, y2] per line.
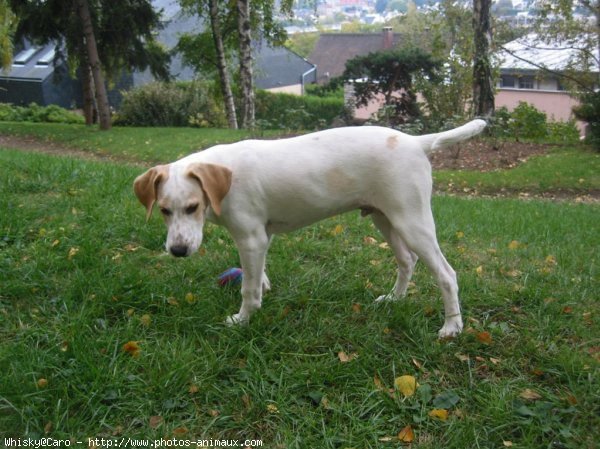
[187, 163, 232, 216]
[133, 165, 168, 221]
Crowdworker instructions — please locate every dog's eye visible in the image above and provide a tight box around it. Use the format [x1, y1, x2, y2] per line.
[160, 207, 172, 216]
[185, 204, 199, 215]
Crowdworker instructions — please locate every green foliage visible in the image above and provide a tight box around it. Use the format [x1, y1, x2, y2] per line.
[0, 103, 84, 124]
[255, 90, 346, 130]
[491, 102, 579, 144]
[573, 91, 600, 151]
[339, 46, 441, 125]
[114, 81, 227, 128]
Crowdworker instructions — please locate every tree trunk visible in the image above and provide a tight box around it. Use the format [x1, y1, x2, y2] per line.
[472, 0, 495, 117]
[237, 0, 254, 128]
[208, 0, 238, 129]
[78, 43, 96, 125]
[75, 0, 111, 130]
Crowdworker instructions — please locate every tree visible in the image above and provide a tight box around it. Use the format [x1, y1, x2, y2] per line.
[0, 0, 17, 70]
[178, 0, 293, 129]
[10, 0, 169, 129]
[237, 0, 254, 128]
[178, 0, 238, 129]
[472, 0, 495, 117]
[339, 47, 441, 125]
[75, 0, 110, 130]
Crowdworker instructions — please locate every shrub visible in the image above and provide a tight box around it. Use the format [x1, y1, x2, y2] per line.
[0, 102, 84, 124]
[255, 90, 346, 130]
[115, 81, 227, 128]
[491, 102, 578, 144]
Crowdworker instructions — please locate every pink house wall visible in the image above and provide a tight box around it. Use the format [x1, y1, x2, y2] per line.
[349, 86, 586, 136]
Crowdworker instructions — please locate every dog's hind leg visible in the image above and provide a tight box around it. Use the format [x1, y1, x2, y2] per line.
[384, 208, 463, 338]
[371, 212, 418, 302]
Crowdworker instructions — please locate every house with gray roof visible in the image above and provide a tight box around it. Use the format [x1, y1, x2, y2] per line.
[309, 27, 402, 84]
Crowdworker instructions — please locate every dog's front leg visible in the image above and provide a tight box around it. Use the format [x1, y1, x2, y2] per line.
[225, 229, 270, 326]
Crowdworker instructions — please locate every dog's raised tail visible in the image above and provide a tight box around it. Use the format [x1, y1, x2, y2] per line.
[419, 119, 487, 154]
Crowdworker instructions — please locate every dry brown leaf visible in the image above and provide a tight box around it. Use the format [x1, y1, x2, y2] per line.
[398, 425, 415, 443]
[122, 341, 141, 357]
[149, 415, 163, 429]
[338, 351, 358, 363]
[519, 388, 542, 401]
[476, 331, 492, 345]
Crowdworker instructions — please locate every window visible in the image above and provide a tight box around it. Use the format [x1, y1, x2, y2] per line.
[501, 75, 516, 88]
[36, 48, 55, 66]
[13, 47, 40, 65]
[518, 76, 534, 89]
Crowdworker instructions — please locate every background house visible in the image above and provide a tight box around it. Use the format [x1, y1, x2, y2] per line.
[0, 0, 315, 110]
[0, 43, 80, 108]
[496, 33, 599, 134]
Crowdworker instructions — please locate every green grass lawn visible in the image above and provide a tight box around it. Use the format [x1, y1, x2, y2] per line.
[0, 126, 599, 448]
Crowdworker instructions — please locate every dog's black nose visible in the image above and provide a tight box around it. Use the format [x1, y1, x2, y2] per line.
[170, 245, 189, 257]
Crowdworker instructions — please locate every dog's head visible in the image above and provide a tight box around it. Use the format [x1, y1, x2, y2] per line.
[133, 162, 232, 257]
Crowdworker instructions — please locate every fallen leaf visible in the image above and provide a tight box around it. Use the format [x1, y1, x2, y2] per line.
[67, 247, 80, 260]
[185, 292, 196, 304]
[351, 303, 362, 313]
[266, 403, 279, 414]
[489, 357, 501, 365]
[140, 314, 152, 327]
[503, 441, 514, 447]
[545, 255, 557, 265]
[519, 388, 542, 401]
[37, 378, 48, 388]
[338, 351, 358, 363]
[398, 425, 414, 443]
[456, 231, 465, 239]
[394, 375, 418, 397]
[562, 306, 573, 314]
[508, 240, 521, 250]
[412, 358, 422, 369]
[331, 224, 344, 236]
[122, 341, 141, 357]
[475, 265, 483, 276]
[428, 408, 449, 421]
[476, 331, 493, 345]
[172, 427, 188, 436]
[188, 384, 199, 395]
[565, 394, 578, 405]
[364, 236, 378, 245]
[208, 409, 220, 417]
[44, 421, 53, 434]
[149, 415, 163, 429]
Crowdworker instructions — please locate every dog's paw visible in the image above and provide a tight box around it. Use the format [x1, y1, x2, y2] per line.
[437, 317, 463, 339]
[375, 293, 400, 303]
[225, 313, 249, 326]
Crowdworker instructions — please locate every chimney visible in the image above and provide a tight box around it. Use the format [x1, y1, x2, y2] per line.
[382, 26, 394, 50]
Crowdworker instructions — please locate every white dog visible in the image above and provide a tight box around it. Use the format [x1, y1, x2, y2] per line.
[134, 120, 486, 338]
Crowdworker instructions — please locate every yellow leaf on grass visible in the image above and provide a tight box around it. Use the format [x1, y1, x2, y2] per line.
[428, 409, 449, 421]
[140, 314, 152, 327]
[398, 425, 415, 443]
[394, 375, 418, 397]
[503, 441, 514, 447]
[149, 415, 163, 429]
[37, 378, 48, 388]
[475, 265, 483, 275]
[519, 388, 542, 401]
[338, 351, 358, 363]
[122, 341, 141, 357]
[266, 404, 279, 414]
[331, 224, 344, 236]
[508, 240, 521, 250]
[67, 247, 80, 260]
[185, 292, 196, 304]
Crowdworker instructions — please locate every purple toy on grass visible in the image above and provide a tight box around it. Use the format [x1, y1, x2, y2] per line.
[217, 267, 243, 286]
